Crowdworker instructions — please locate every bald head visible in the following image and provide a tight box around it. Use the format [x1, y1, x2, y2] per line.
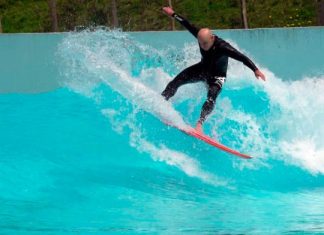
[197, 28, 215, 51]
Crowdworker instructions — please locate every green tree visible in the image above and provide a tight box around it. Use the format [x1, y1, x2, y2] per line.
[1, 0, 50, 33]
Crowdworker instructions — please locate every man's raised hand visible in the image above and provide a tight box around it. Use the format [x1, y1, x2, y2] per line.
[162, 7, 174, 17]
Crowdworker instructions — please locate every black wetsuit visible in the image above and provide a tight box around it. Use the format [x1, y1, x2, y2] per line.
[162, 13, 258, 124]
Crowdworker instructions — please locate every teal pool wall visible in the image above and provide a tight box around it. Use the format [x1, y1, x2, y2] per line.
[1, 27, 323, 93]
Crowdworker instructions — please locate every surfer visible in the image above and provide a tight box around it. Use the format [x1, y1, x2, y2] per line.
[161, 7, 266, 133]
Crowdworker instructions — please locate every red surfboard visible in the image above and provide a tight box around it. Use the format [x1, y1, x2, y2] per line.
[174, 125, 252, 159]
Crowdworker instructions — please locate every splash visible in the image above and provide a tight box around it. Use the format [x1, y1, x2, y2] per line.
[58, 28, 187, 128]
[223, 51, 324, 173]
[58, 28, 228, 186]
[57, 28, 324, 176]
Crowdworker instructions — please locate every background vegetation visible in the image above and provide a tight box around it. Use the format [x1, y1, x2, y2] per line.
[0, 0, 323, 33]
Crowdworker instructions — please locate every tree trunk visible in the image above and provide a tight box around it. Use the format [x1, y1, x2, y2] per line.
[241, 0, 249, 29]
[0, 16, 2, 33]
[318, 0, 324, 25]
[111, 0, 119, 28]
[48, 0, 58, 32]
[168, 0, 175, 30]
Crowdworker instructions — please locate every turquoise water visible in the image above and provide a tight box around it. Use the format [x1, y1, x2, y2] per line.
[1, 28, 324, 234]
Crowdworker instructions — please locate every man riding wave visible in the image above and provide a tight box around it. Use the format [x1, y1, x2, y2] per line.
[161, 7, 266, 133]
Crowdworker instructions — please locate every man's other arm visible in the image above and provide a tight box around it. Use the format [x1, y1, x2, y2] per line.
[221, 41, 266, 81]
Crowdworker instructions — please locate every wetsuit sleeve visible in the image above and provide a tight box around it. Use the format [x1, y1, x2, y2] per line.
[221, 42, 258, 72]
[172, 13, 200, 38]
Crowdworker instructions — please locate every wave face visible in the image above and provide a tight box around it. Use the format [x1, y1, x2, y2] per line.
[1, 29, 324, 234]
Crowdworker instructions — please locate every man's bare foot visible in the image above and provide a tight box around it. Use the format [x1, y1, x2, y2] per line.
[195, 122, 203, 133]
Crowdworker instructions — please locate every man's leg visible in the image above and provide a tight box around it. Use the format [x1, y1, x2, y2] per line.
[196, 84, 222, 132]
[162, 63, 203, 100]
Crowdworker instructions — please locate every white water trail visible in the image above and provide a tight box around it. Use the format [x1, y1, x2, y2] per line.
[102, 108, 229, 187]
[58, 29, 228, 186]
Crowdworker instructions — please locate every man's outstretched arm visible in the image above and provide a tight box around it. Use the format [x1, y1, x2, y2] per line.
[221, 41, 266, 81]
[163, 7, 200, 38]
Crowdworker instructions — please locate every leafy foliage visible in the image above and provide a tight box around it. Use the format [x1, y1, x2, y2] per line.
[0, 0, 319, 33]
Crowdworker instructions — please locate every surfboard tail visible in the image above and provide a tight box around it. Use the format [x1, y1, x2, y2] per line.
[181, 126, 252, 159]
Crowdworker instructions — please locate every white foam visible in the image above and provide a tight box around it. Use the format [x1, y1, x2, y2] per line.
[102, 107, 228, 187]
[267, 76, 324, 174]
[224, 53, 324, 173]
[281, 139, 324, 174]
[137, 140, 228, 187]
